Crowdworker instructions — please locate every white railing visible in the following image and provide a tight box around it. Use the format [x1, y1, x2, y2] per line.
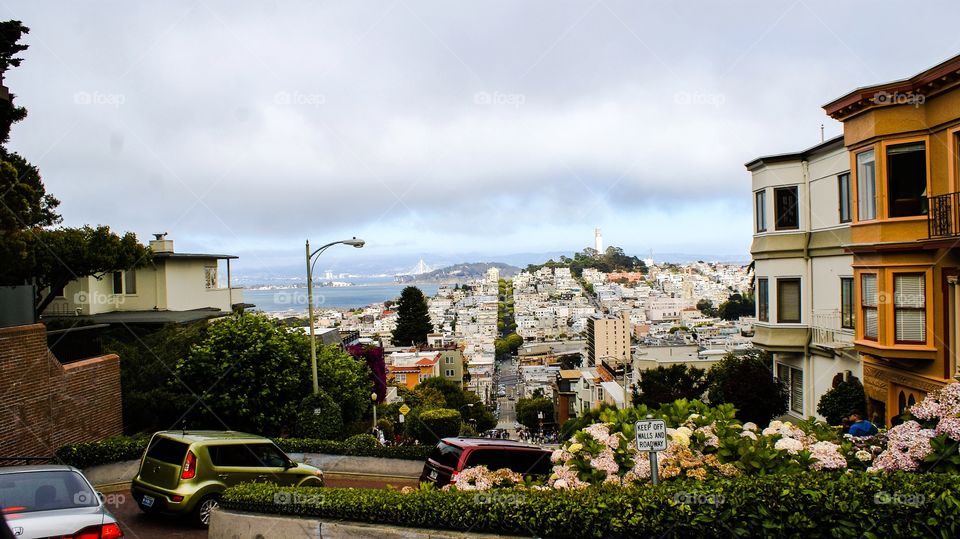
[812, 309, 853, 349]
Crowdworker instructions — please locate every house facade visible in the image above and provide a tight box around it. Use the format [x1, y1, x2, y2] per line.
[43, 236, 243, 323]
[823, 53, 960, 425]
[747, 136, 862, 419]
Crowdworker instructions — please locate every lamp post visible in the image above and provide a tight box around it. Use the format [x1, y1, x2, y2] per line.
[371, 392, 379, 430]
[306, 237, 364, 394]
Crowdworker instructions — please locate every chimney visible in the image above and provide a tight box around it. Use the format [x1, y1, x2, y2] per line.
[150, 232, 173, 253]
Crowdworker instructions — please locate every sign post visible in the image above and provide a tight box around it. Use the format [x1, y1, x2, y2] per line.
[634, 417, 667, 485]
[399, 404, 410, 424]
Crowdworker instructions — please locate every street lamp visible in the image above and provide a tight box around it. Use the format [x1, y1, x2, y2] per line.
[306, 237, 364, 394]
[371, 392, 379, 430]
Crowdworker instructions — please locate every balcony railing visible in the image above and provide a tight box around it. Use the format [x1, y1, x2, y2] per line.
[811, 310, 853, 350]
[929, 192, 960, 238]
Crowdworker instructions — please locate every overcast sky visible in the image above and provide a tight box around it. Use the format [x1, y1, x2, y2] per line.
[4, 1, 960, 272]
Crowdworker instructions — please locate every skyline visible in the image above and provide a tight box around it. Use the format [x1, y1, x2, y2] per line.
[5, 2, 960, 275]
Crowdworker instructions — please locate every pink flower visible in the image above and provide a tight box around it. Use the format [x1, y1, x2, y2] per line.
[936, 416, 960, 441]
[808, 442, 846, 471]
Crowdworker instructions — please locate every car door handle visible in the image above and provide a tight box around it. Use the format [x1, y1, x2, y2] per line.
[257, 474, 269, 480]
[218, 474, 229, 479]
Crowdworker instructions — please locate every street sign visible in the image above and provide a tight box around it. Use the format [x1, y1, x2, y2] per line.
[634, 419, 667, 452]
[399, 404, 411, 415]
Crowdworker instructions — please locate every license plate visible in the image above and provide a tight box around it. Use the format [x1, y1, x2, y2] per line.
[428, 470, 438, 480]
[142, 495, 155, 508]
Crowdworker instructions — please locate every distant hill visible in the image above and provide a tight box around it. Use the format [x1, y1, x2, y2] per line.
[395, 262, 520, 283]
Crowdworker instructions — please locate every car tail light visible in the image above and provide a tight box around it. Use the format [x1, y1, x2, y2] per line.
[171, 495, 184, 502]
[67, 523, 123, 539]
[181, 450, 197, 480]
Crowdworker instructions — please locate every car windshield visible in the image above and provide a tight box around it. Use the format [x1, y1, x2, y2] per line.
[0, 470, 98, 514]
[428, 442, 463, 469]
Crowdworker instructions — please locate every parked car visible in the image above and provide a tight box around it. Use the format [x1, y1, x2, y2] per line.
[0, 465, 123, 539]
[419, 438, 552, 487]
[131, 431, 324, 526]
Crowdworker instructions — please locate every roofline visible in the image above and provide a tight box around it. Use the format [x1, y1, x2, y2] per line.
[154, 252, 239, 260]
[823, 52, 960, 120]
[744, 135, 845, 171]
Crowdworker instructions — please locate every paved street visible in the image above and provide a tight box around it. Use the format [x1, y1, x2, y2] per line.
[495, 355, 520, 437]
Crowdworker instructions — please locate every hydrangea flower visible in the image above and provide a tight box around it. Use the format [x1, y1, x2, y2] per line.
[808, 442, 846, 471]
[774, 437, 804, 455]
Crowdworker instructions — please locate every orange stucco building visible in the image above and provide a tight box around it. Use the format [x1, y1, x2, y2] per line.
[824, 53, 960, 425]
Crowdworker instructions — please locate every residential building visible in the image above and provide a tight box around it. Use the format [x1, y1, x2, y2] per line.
[747, 135, 861, 419]
[823, 53, 960, 425]
[586, 313, 630, 366]
[42, 235, 244, 324]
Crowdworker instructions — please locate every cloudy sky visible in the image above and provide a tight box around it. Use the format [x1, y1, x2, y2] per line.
[4, 1, 960, 273]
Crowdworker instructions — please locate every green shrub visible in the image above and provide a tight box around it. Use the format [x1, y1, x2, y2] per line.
[221, 472, 960, 538]
[409, 409, 461, 444]
[344, 434, 379, 452]
[817, 378, 867, 425]
[294, 391, 344, 440]
[53, 434, 150, 469]
[55, 434, 432, 468]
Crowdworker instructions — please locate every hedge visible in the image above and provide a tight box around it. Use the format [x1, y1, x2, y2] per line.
[54, 435, 432, 469]
[220, 472, 960, 538]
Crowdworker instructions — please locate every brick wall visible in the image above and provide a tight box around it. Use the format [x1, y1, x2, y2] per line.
[0, 323, 122, 462]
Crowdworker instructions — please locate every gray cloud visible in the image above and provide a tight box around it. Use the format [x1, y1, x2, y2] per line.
[4, 0, 959, 263]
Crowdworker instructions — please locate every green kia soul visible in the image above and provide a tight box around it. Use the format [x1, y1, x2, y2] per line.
[130, 431, 324, 526]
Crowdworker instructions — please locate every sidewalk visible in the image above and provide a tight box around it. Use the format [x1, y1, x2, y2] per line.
[83, 453, 424, 488]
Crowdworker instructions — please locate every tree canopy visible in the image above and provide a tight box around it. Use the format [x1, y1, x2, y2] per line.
[391, 286, 433, 346]
[718, 292, 755, 321]
[526, 246, 647, 277]
[634, 364, 709, 407]
[706, 349, 787, 425]
[174, 313, 372, 436]
[515, 396, 555, 430]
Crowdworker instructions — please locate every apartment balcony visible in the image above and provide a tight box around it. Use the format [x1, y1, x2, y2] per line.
[929, 192, 960, 238]
[811, 310, 853, 351]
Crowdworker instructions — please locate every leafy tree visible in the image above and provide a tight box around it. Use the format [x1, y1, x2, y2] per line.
[706, 349, 787, 425]
[817, 378, 867, 425]
[391, 286, 433, 346]
[174, 313, 371, 436]
[696, 299, 718, 318]
[515, 396, 554, 430]
[494, 338, 510, 356]
[407, 408, 461, 444]
[102, 322, 207, 434]
[557, 353, 582, 370]
[24, 226, 149, 316]
[505, 332, 523, 352]
[416, 377, 495, 432]
[294, 391, 343, 439]
[718, 293, 755, 321]
[635, 365, 710, 407]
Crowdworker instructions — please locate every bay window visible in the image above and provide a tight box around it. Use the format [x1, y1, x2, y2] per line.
[861, 274, 878, 340]
[886, 142, 927, 218]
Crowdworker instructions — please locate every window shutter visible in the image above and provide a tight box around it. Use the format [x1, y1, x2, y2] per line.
[861, 274, 877, 307]
[894, 274, 924, 308]
[896, 310, 926, 342]
[864, 309, 878, 339]
[790, 368, 803, 413]
[777, 279, 801, 323]
[894, 274, 926, 342]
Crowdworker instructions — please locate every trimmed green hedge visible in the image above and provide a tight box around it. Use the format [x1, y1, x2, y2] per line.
[54, 434, 151, 469]
[55, 435, 432, 469]
[221, 472, 960, 538]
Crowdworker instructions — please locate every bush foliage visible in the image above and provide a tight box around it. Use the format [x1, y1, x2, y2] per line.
[220, 473, 960, 538]
[817, 378, 867, 425]
[54, 435, 432, 468]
